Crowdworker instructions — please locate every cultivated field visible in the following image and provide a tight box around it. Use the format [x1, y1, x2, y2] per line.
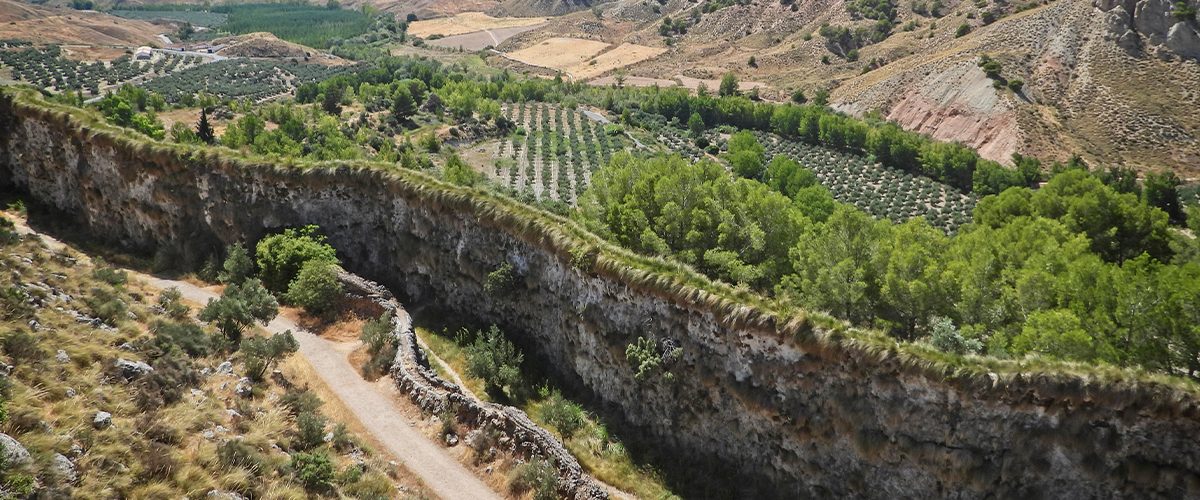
[426, 23, 544, 51]
[408, 12, 548, 38]
[475, 103, 629, 203]
[754, 132, 977, 232]
[505, 37, 610, 74]
[570, 42, 665, 79]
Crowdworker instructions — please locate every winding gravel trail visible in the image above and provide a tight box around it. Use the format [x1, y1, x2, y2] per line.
[140, 275, 502, 500]
[11, 219, 500, 500]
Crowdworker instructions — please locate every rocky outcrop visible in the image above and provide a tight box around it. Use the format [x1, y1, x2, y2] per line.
[1097, 0, 1200, 59]
[3, 91, 1200, 498]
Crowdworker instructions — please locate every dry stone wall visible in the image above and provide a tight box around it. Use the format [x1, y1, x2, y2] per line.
[2, 94, 1200, 498]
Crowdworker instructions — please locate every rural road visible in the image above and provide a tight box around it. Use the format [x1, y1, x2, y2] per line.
[10, 218, 501, 500]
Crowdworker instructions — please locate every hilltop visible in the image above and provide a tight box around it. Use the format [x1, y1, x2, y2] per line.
[496, 0, 1199, 173]
[210, 32, 350, 66]
[0, 0, 166, 46]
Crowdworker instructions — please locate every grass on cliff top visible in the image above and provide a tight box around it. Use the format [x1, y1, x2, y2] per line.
[414, 326, 680, 500]
[5, 86, 1200, 401]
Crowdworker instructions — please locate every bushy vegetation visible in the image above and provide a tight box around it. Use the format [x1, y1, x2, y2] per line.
[580, 153, 1200, 373]
[415, 325, 677, 498]
[255, 225, 339, 294]
[0, 228, 407, 498]
[460, 325, 524, 398]
[144, 60, 355, 105]
[212, 3, 372, 49]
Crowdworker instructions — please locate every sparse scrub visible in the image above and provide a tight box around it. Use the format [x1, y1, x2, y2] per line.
[508, 458, 559, 500]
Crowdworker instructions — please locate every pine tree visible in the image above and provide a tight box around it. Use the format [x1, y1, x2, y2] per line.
[196, 108, 215, 144]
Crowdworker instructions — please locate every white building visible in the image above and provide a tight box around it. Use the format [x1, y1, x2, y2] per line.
[134, 47, 152, 60]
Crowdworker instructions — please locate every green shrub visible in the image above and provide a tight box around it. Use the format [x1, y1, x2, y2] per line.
[1, 329, 43, 365]
[0, 286, 33, 321]
[0, 216, 18, 245]
[343, 471, 395, 499]
[928, 316, 981, 355]
[242, 330, 298, 382]
[199, 278, 278, 345]
[540, 390, 585, 439]
[281, 388, 325, 416]
[92, 267, 128, 286]
[285, 259, 343, 316]
[360, 312, 396, 377]
[626, 336, 681, 382]
[218, 439, 265, 473]
[255, 225, 339, 293]
[157, 287, 190, 320]
[462, 325, 523, 396]
[508, 458, 559, 500]
[484, 262, 518, 295]
[295, 411, 327, 450]
[955, 23, 971, 37]
[152, 320, 213, 358]
[290, 451, 335, 489]
[137, 349, 200, 410]
[85, 286, 127, 325]
[219, 242, 254, 284]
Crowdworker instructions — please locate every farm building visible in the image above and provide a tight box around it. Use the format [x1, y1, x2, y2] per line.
[134, 47, 152, 60]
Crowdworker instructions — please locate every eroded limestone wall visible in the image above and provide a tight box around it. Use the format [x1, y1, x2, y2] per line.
[2, 98, 1198, 499]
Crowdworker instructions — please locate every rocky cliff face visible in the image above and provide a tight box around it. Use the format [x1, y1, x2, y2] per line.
[1098, 0, 1200, 60]
[3, 95, 1200, 498]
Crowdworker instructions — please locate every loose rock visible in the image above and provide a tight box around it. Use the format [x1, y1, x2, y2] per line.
[93, 411, 112, 429]
[0, 433, 30, 465]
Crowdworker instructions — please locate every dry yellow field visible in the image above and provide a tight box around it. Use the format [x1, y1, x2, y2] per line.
[506, 37, 611, 74]
[408, 12, 548, 38]
[569, 42, 666, 79]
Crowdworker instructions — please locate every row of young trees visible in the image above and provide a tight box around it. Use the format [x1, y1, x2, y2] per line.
[613, 85, 1038, 194]
[578, 152, 1200, 375]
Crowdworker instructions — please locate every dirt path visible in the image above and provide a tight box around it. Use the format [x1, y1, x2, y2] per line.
[9, 219, 501, 500]
[140, 276, 502, 500]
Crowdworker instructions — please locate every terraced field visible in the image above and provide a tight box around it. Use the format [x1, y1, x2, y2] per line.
[487, 103, 629, 203]
[754, 131, 977, 232]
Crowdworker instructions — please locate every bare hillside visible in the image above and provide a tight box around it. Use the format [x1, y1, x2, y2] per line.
[514, 0, 1199, 173]
[0, 0, 165, 46]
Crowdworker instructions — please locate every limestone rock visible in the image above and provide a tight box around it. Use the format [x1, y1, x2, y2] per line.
[1167, 21, 1200, 59]
[235, 377, 253, 398]
[52, 453, 77, 483]
[114, 358, 153, 380]
[93, 411, 112, 429]
[0, 433, 30, 466]
[55, 349, 70, 364]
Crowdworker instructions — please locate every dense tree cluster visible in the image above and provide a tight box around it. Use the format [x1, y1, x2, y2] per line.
[96, 85, 167, 139]
[616, 86, 1039, 194]
[579, 153, 1200, 375]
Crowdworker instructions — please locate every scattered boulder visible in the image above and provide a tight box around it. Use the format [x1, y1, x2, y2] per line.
[55, 349, 70, 364]
[444, 433, 459, 447]
[114, 358, 153, 380]
[1167, 22, 1200, 60]
[235, 377, 253, 398]
[93, 411, 112, 429]
[64, 387, 76, 398]
[215, 360, 233, 374]
[51, 453, 77, 483]
[0, 433, 30, 465]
